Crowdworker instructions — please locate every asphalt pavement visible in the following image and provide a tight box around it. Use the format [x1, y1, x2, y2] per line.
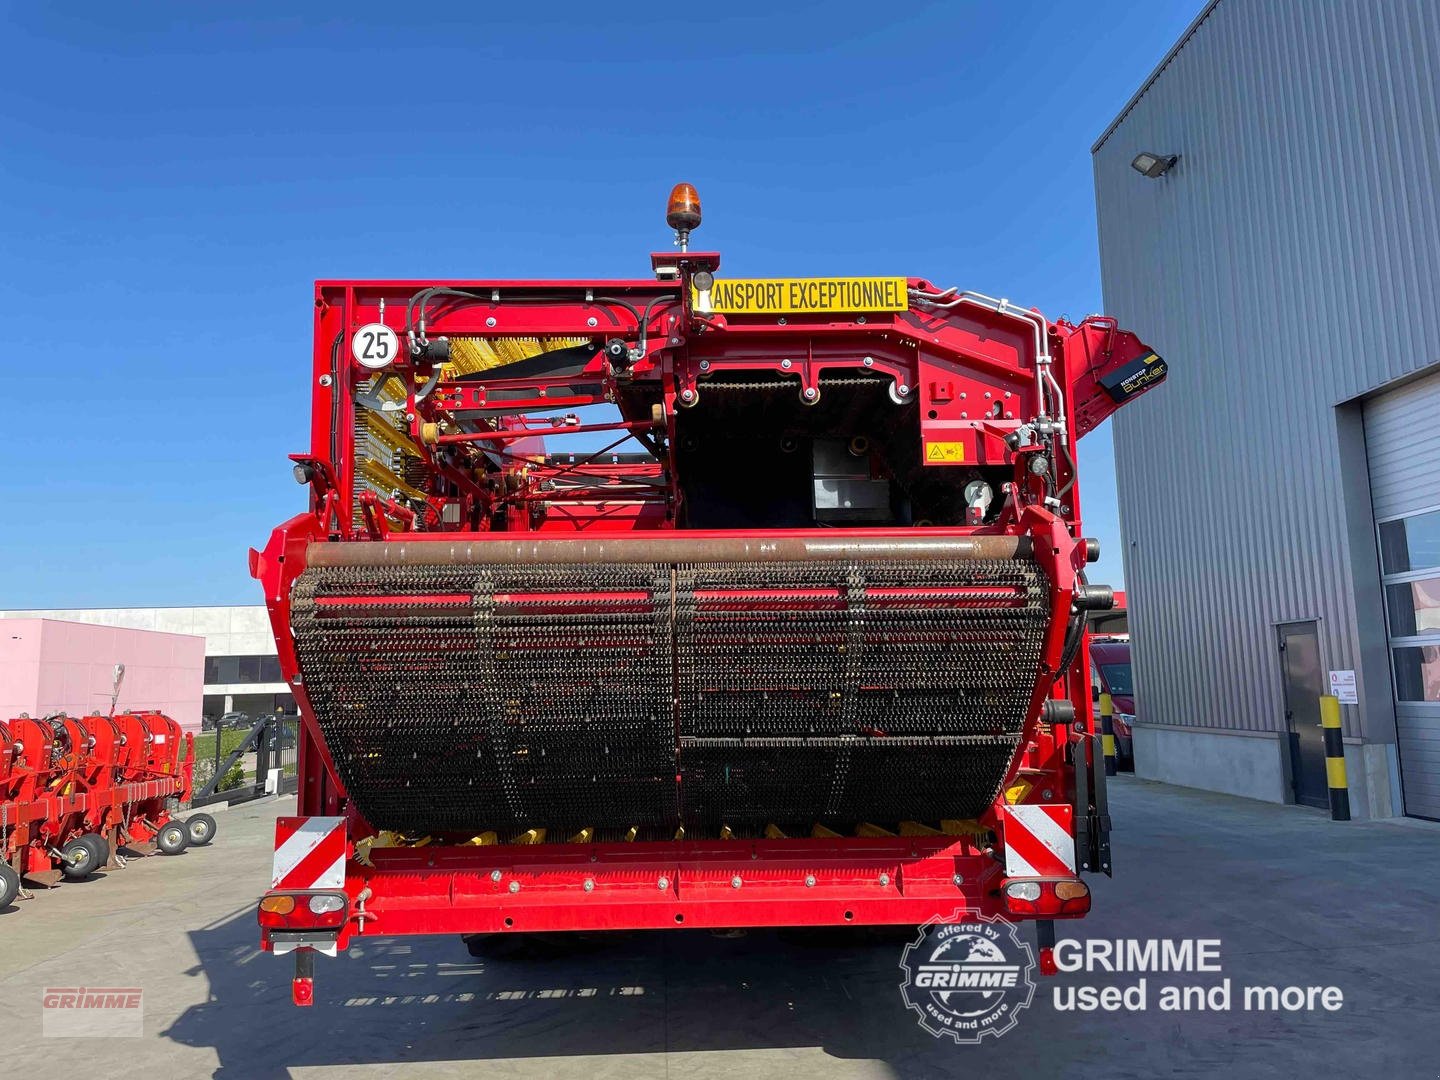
[2, 778, 1437, 1078]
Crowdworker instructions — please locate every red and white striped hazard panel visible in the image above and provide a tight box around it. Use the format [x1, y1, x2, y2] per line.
[1002, 804, 1076, 878]
[271, 816, 348, 891]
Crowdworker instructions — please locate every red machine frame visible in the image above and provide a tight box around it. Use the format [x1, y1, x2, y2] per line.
[1, 712, 194, 888]
[253, 215, 1160, 1003]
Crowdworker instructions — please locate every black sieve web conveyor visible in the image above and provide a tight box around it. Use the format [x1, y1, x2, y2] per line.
[290, 536, 1050, 836]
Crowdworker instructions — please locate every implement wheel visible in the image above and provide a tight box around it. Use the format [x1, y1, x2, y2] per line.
[0, 862, 19, 909]
[80, 832, 110, 866]
[156, 822, 189, 856]
[60, 837, 100, 879]
[186, 814, 217, 847]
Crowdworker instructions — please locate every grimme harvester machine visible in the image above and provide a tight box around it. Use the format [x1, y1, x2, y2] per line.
[252, 185, 1167, 1004]
[0, 711, 215, 910]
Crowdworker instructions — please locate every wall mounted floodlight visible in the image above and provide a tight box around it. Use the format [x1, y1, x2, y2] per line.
[1131, 151, 1179, 178]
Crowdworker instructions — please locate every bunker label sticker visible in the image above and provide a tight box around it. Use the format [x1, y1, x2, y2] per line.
[702, 277, 908, 314]
[1099, 350, 1167, 402]
[925, 441, 966, 464]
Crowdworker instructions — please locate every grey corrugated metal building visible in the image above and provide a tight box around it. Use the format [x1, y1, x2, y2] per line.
[1093, 0, 1440, 819]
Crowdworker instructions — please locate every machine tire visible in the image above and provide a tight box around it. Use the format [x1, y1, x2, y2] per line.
[185, 813, 218, 847]
[0, 862, 19, 909]
[463, 933, 550, 960]
[156, 822, 189, 855]
[463, 932, 609, 961]
[779, 925, 918, 947]
[60, 837, 100, 879]
[79, 832, 110, 866]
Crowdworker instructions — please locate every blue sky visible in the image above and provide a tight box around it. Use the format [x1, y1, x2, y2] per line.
[1, 1, 1200, 607]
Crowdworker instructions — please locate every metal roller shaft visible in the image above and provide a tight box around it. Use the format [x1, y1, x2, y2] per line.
[305, 534, 1031, 568]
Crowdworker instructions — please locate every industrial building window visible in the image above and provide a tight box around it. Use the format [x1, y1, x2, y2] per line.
[203, 655, 284, 684]
[1393, 646, 1440, 703]
[1380, 509, 1440, 574]
[1386, 577, 1440, 637]
[1380, 507, 1440, 703]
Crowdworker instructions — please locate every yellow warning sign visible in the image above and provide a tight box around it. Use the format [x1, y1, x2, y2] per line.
[925, 441, 965, 464]
[701, 277, 908, 314]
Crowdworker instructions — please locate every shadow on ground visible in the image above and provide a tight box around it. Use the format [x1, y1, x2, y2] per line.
[163, 908, 1076, 1077]
[162, 780, 1440, 1078]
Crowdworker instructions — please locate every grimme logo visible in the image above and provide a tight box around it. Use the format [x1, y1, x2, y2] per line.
[899, 915, 1035, 1042]
[42, 986, 144, 1038]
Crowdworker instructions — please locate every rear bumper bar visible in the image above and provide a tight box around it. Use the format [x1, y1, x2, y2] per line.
[261, 829, 1097, 953]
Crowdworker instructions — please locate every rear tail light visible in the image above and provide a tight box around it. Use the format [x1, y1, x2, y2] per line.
[1005, 881, 1041, 902]
[1003, 878, 1090, 917]
[260, 895, 296, 916]
[258, 891, 348, 930]
[308, 894, 345, 915]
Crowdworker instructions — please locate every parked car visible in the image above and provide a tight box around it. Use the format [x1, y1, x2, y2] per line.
[266, 719, 297, 751]
[1091, 640, 1135, 770]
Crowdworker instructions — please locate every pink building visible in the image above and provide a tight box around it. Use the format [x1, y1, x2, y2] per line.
[0, 619, 206, 734]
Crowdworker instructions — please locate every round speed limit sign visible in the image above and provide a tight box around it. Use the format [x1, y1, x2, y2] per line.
[352, 323, 399, 370]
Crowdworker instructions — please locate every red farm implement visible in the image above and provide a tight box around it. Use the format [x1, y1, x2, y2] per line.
[0, 711, 216, 910]
[251, 185, 1167, 1004]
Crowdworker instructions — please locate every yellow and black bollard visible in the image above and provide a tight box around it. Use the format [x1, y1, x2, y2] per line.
[1320, 694, 1351, 822]
[1099, 691, 1118, 777]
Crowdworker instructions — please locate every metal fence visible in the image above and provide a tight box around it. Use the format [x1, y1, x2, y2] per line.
[190, 715, 299, 808]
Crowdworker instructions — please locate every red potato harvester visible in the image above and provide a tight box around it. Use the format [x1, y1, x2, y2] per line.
[252, 185, 1168, 1005]
[0, 712, 216, 910]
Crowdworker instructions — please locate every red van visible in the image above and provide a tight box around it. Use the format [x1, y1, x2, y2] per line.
[1090, 640, 1135, 770]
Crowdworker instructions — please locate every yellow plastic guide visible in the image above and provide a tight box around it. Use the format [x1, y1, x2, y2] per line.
[357, 819, 990, 852]
[446, 336, 590, 376]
